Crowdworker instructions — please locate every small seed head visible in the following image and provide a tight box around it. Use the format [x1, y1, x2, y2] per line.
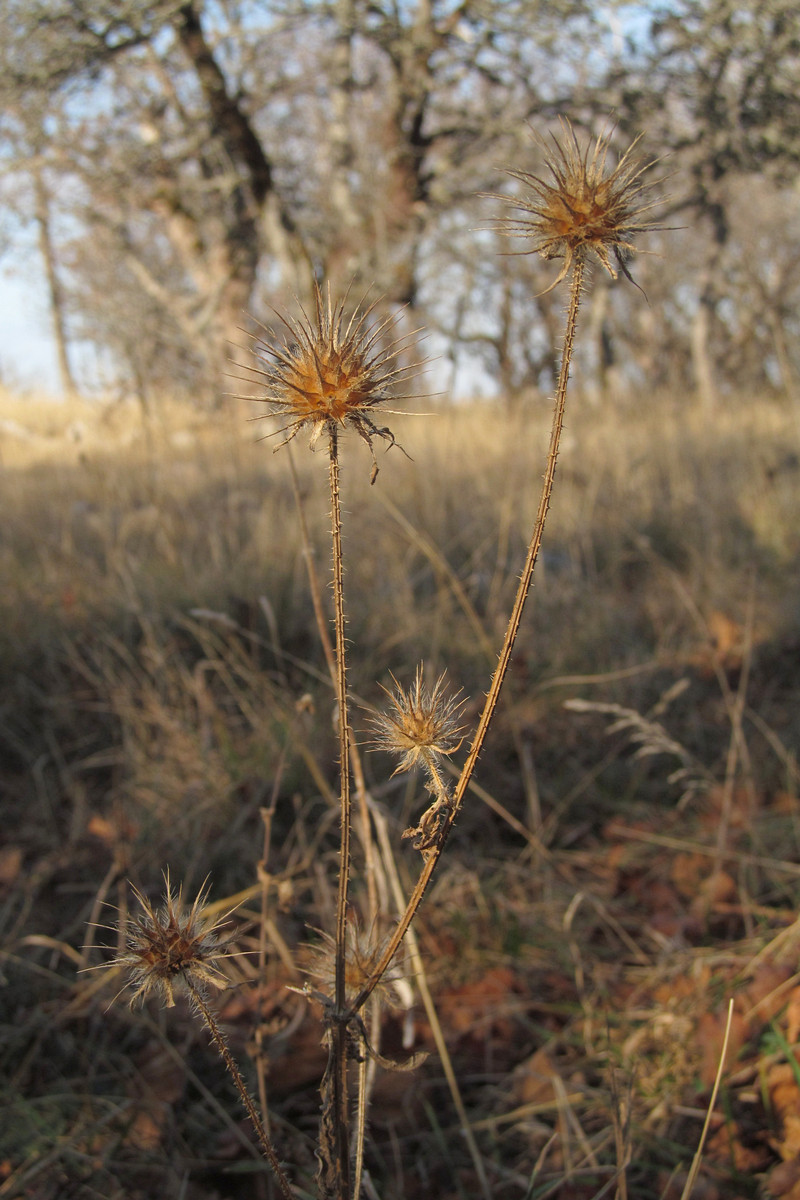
[106, 875, 234, 1009]
[494, 118, 662, 292]
[370, 665, 466, 782]
[305, 919, 407, 1009]
[244, 281, 420, 477]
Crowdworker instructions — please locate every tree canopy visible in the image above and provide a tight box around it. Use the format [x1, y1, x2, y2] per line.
[0, 0, 797, 404]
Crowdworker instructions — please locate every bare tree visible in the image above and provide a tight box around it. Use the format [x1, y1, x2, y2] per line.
[1, 0, 796, 406]
[0, 0, 307, 394]
[604, 0, 800, 406]
[0, 0, 606, 399]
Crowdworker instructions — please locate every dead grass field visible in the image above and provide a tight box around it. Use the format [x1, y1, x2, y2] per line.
[2, 386, 800, 1200]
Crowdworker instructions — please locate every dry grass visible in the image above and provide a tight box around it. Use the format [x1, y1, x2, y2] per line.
[2, 384, 800, 1198]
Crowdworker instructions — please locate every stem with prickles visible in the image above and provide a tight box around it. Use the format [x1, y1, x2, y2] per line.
[329, 424, 352, 1196]
[351, 256, 586, 1015]
[187, 981, 295, 1200]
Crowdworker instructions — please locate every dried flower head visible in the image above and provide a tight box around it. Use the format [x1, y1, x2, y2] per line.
[245, 281, 420, 478]
[495, 118, 661, 293]
[304, 918, 411, 1011]
[107, 875, 234, 1008]
[370, 665, 466, 781]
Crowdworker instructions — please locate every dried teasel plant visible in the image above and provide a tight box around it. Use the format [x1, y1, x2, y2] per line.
[371, 666, 466, 783]
[235, 279, 426, 1197]
[370, 666, 467, 853]
[86, 115, 668, 1200]
[346, 121, 665, 1025]
[104, 875, 234, 1009]
[100, 876, 295, 1199]
[240, 279, 421, 481]
[301, 919, 426, 1200]
[304, 919, 413, 1011]
[493, 117, 664, 294]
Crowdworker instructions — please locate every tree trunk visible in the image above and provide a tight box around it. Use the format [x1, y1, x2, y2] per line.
[766, 305, 798, 401]
[691, 270, 717, 413]
[586, 274, 616, 406]
[173, 2, 306, 377]
[34, 166, 76, 396]
[324, 0, 361, 289]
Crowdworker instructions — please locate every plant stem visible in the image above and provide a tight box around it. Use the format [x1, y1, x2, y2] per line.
[186, 980, 295, 1200]
[424, 754, 453, 810]
[288, 441, 379, 924]
[287, 443, 338, 683]
[351, 997, 376, 1200]
[351, 256, 586, 1015]
[328, 424, 352, 1196]
[369, 803, 492, 1199]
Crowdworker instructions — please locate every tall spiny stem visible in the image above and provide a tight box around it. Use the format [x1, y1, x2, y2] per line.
[351, 257, 586, 1014]
[329, 424, 352, 1195]
[186, 981, 296, 1200]
[288, 443, 379, 923]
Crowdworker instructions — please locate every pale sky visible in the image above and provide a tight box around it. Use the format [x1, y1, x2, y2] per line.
[0, 262, 61, 395]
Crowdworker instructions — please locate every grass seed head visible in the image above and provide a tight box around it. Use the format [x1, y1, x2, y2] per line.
[246, 280, 420, 477]
[495, 118, 662, 292]
[370, 665, 466, 782]
[108, 875, 234, 1009]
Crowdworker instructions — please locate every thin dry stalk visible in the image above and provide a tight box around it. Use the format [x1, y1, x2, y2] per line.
[351, 257, 587, 1014]
[354, 121, 662, 1014]
[254, 732, 292, 1136]
[241, 277, 419, 1195]
[287, 441, 337, 684]
[610, 1071, 632, 1200]
[328, 424, 353, 1197]
[370, 803, 492, 1200]
[352, 993, 381, 1200]
[287, 440, 380, 924]
[187, 980, 296, 1200]
[678, 999, 734, 1200]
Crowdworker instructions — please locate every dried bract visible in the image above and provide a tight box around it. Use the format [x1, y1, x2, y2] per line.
[495, 118, 662, 293]
[244, 281, 419, 477]
[107, 876, 234, 1009]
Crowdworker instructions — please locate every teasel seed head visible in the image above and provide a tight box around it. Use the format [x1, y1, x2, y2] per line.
[106, 875, 235, 1009]
[494, 118, 663, 293]
[304, 918, 410, 1011]
[243, 280, 421, 479]
[370, 665, 466, 786]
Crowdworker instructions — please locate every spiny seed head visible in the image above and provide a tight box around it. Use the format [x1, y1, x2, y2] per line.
[305, 919, 407, 1009]
[370, 665, 466, 780]
[244, 280, 421, 479]
[495, 118, 662, 293]
[107, 875, 234, 1009]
